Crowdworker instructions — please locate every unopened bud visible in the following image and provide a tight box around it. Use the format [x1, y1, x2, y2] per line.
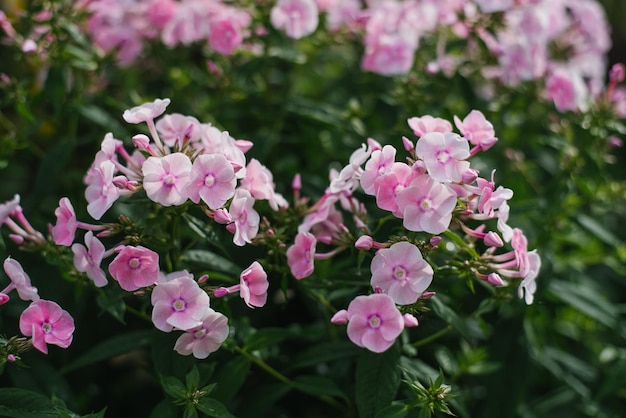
[213, 209, 232, 224]
[402, 313, 419, 327]
[429, 236, 442, 247]
[355, 235, 374, 250]
[197, 274, 209, 284]
[8, 234, 24, 245]
[461, 169, 479, 184]
[0, 293, 9, 304]
[487, 273, 504, 286]
[7, 354, 17, 362]
[330, 309, 349, 324]
[213, 287, 229, 298]
[401, 136, 414, 152]
[132, 134, 151, 151]
[483, 231, 503, 248]
[610, 63, 625, 84]
[234, 139, 253, 153]
[367, 137, 382, 152]
[292, 173, 302, 191]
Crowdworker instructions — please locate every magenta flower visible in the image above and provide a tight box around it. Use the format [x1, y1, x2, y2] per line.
[239, 261, 269, 308]
[360, 145, 397, 195]
[174, 308, 229, 359]
[370, 242, 434, 305]
[2, 257, 39, 302]
[270, 0, 319, 39]
[396, 174, 457, 234]
[187, 153, 236, 209]
[151, 276, 211, 332]
[142, 153, 192, 206]
[85, 160, 120, 220]
[51, 197, 77, 246]
[453, 110, 498, 151]
[108, 245, 160, 291]
[415, 132, 470, 183]
[72, 231, 108, 288]
[286, 232, 317, 280]
[373, 162, 415, 216]
[229, 189, 260, 246]
[19, 299, 74, 354]
[122, 98, 170, 124]
[208, 6, 251, 55]
[333, 293, 405, 353]
[240, 159, 285, 210]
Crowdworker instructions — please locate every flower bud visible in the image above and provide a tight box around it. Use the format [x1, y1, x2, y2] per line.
[355, 235, 374, 250]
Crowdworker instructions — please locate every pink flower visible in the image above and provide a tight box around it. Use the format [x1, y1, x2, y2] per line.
[518, 250, 540, 305]
[286, 232, 317, 279]
[415, 132, 470, 183]
[19, 299, 74, 354]
[142, 153, 192, 206]
[229, 189, 260, 246]
[370, 242, 433, 305]
[156, 113, 201, 148]
[396, 174, 457, 234]
[544, 67, 588, 112]
[332, 293, 405, 353]
[407, 115, 453, 137]
[122, 98, 171, 124]
[2, 257, 39, 302]
[374, 162, 415, 216]
[271, 0, 319, 39]
[187, 153, 236, 209]
[108, 245, 160, 291]
[51, 197, 77, 246]
[174, 308, 229, 359]
[239, 159, 285, 210]
[72, 231, 108, 288]
[85, 160, 120, 220]
[151, 275, 211, 332]
[0, 194, 20, 224]
[360, 145, 397, 195]
[239, 261, 269, 308]
[361, 33, 416, 76]
[208, 6, 251, 55]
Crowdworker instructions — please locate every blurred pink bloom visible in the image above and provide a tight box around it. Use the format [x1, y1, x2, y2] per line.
[396, 174, 457, 234]
[19, 299, 74, 354]
[0, 195, 20, 224]
[174, 308, 229, 359]
[360, 145, 397, 195]
[2, 257, 39, 302]
[240, 159, 286, 210]
[415, 132, 470, 183]
[123, 98, 171, 124]
[51, 197, 77, 246]
[142, 153, 192, 206]
[370, 242, 434, 305]
[208, 6, 251, 55]
[72, 231, 108, 288]
[361, 33, 416, 75]
[286, 232, 317, 279]
[407, 115, 453, 137]
[161, 0, 210, 47]
[334, 293, 405, 353]
[187, 153, 236, 209]
[239, 261, 269, 308]
[453, 110, 497, 151]
[146, 0, 178, 29]
[151, 275, 211, 332]
[85, 160, 120, 220]
[271, 0, 319, 39]
[544, 67, 588, 112]
[229, 189, 260, 246]
[109, 245, 160, 291]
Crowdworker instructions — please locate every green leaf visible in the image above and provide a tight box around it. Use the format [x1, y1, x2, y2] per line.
[374, 403, 409, 418]
[61, 330, 152, 373]
[81, 408, 107, 418]
[186, 366, 201, 391]
[161, 376, 187, 400]
[196, 398, 236, 418]
[149, 399, 178, 418]
[183, 405, 198, 418]
[430, 298, 471, 341]
[211, 357, 251, 404]
[576, 214, 621, 247]
[293, 375, 347, 400]
[180, 249, 240, 276]
[0, 388, 57, 418]
[355, 344, 402, 418]
[96, 291, 127, 324]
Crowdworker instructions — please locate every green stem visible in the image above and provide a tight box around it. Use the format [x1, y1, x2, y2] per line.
[412, 325, 453, 348]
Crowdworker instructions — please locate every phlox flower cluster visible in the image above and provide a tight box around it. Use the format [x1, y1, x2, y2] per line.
[286, 110, 540, 352]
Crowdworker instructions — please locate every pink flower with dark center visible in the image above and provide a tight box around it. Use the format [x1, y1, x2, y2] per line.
[19, 299, 74, 354]
[407, 115, 453, 137]
[187, 153, 236, 210]
[51, 197, 77, 246]
[229, 189, 260, 246]
[332, 293, 405, 353]
[370, 242, 433, 305]
[85, 160, 120, 220]
[396, 174, 457, 234]
[2, 257, 39, 302]
[286, 232, 317, 279]
[142, 153, 192, 206]
[151, 275, 211, 332]
[415, 132, 470, 183]
[72, 231, 108, 288]
[108, 245, 160, 291]
[271, 0, 319, 39]
[174, 308, 229, 359]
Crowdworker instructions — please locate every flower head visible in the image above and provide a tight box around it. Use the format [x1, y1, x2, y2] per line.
[142, 153, 192, 206]
[122, 98, 171, 124]
[19, 299, 74, 354]
[286, 232, 317, 279]
[72, 231, 107, 287]
[415, 132, 470, 183]
[151, 275, 211, 332]
[51, 197, 77, 246]
[174, 308, 229, 359]
[3, 257, 39, 302]
[108, 245, 160, 291]
[270, 0, 319, 39]
[239, 261, 269, 308]
[187, 153, 236, 209]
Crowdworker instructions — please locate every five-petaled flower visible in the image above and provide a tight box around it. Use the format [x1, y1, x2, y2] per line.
[151, 275, 211, 332]
[108, 245, 160, 291]
[19, 299, 75, 354]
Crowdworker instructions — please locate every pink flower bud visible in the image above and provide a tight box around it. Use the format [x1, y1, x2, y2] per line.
[401, 136, 414, 152]
[367, 137, 382, 152]
[429, 236, 442, 247]
[355, 235, 374, 250]
[132, 134, 151, 151]
[197, 274, 209, 284]
[487, 273, 504, 286]
[234, 139, 254, 153]
[7, 354, 17, 362]
[608, 136, 623, 148]
[610, 63, 625, 84]
[213, 209, 232, 224]
[402, 313, 419, 327]
[0, 293, 9, 304]
[213, 287, 230, 297]
[330, 309, 349, 324]
[9, 234, 24, 245]
[461, 169, 479, 184]
[420, 291, 436, 299]
[484, 231, 503, 248]
[292, 173, 302, 191]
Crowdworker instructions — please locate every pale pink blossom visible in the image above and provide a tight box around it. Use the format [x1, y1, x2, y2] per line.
[85, 160, 120, 220]
[374, 162, 415, 216]
[208, 6, 251, 55]
[360, 145, 397, 195]
[151, 275, 211, 332]
[332, 293, 405, 353]
[271, 0, 319, 39]
[239, 159, 285, 210]
[108, 245, 160, 291]
[156, 113, 201, 148]
[415, 132, 470, 183]
[361, 33, 416, 76]
[518, 250, 540, 305]
[370, 242, 433, 305]
[215, 261, 269, 308]
[2, 257, 39, 302]
[187, 153, 236, 209]
[122, 98, 170, 124]
[19, 299, 74, 354]
[161, 0, 210, 47]
[51, 197, 77, 246]
[453, 110, 497, 151]
[72, 231, 108, 287]
[407, 115, 453, 137]
[544, 67, 588, 112]
[396, 174, 457, 234]
[286, 232, 317, 279]
[142, 153, 192, 206]
[229, 189, 260, 246]
[174, 308, 229, 359]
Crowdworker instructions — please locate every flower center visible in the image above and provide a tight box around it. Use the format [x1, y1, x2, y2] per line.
[193, 328, 207, 339]
[128, 257, 141, 269]
[238, 210, 247, 224]
[204, 174, 216, 187]
[163, 174, 175, 186]
[419, 198, 432, 212]
[368, 314, 382, 329]
[173, 299, 186, 312]
[41, 322, 52, 334]
[393, 266, 407, 280]
[436, 150, 451, 164]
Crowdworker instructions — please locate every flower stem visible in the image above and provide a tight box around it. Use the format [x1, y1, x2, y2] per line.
[412, 325, 453, 348]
